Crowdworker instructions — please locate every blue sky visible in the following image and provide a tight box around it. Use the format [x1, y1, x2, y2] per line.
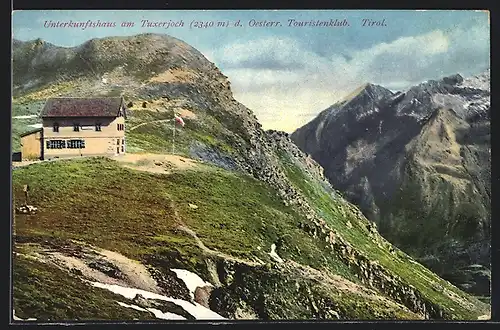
[12, 10, 490, 132]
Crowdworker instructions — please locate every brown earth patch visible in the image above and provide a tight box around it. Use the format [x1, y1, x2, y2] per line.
[149, 68, 198, 84]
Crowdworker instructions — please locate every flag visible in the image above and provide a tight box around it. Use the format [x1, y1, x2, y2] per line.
[174, 114, 185, 127]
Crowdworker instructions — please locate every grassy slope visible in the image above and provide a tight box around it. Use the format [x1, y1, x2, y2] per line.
[12, 156, 487, 320]
[276, 151, 488, 320]
[11, 102, 46, 152]
[9, 94, 421, 319]
[12, 157, 356, 279]
[12, 254, 154, 321]
[9, 69, 487, 320]
[17, 157, 416, 319]
[126, 109, 236, 156]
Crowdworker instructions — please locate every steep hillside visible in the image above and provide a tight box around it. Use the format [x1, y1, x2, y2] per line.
[11, 34, 489, 321]
[291, 71, 491, 297]
[12, 34, 251, 161]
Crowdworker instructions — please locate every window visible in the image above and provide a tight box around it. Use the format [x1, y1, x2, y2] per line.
[67, 139, 85, 149]
[95, 123, 102, 131]
[117, 123, 124, 131]
[116, 139, 120, 145]
[73, 123, 80, 132]
[46, 140, 65, 149]
[53, 123, 59, 132]
[121, 146, 124, 152]
[122, 139, 125, 145]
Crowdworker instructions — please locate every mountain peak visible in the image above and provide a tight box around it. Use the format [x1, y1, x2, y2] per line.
[339, 82, 392, 105]
[440, 73, 464, 86]
[12, 33, 220, 94]
[459, 70, 490, 91]
[291, 71, 491, 298]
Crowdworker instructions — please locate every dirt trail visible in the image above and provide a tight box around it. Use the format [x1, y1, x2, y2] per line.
[12, 152, 201, 172]
[176, 224, 261, 267]
[166, 197, 423, 317]
[282, 259, 422, 317]
[172, 201, 418, 315]
[168, 199, 261, 267]
[116, 153, 201, 174]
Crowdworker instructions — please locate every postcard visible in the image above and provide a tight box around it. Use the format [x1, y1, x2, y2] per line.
[11, 9, 491, 322]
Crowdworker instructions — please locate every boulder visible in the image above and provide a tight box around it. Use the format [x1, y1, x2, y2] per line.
[194, 285, 213, 308]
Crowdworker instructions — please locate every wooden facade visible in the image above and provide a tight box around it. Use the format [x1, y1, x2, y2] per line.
[20, 128, 43, 160]
[18, 97, 127, 161]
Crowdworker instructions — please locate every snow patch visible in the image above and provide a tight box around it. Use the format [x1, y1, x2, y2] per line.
[13, 115, 37, 119]
[117, 301, 186, 320]
[268, 243, 284, 263]
[355, 108, 379, 121]
[170, 269, 213, 300]
[459, 70, 490, 91]
[91, 282, 225, 320]
[432, 92, 489, 119]
[147, 308, 187, 320]
[13, 310, 36, 321]
[117, 301, 148, 312]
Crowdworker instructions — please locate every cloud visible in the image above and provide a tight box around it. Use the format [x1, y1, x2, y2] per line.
[360, 27, 488, 85]
[358, 30, 450, 82]
[222, 69, 304, 93]
[233, 88, 342, 133]
[209, 24, 489, 132]
[217, 37, 316, 70]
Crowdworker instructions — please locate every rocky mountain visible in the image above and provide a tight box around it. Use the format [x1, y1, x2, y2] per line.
[11, 34, 490, 321]
[291, 71, 491, 297]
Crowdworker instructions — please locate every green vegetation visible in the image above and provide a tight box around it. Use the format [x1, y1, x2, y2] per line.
[10, 33, 489, 321]
[12, 155, 489, 320]
[13, 157, 357, 284]
[211, 263, 418, 320]
[126, 109, 237, 157]
[15, 157, 392, 320]
[309, 284, 418, 319]
[13, 254, 154, 321]
[11, 102, 45, 152]
[12, 80, 78, 103]
[12, 102, 45, 117]
[12, 122, 41, 153]
[387, 162, 488, 251]
[384, 176, 450, 252]
[9, 99, 488, 321]
[277, 151, 489, 320]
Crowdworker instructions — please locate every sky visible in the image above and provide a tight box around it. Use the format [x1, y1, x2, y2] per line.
[12, 10, 490, 132]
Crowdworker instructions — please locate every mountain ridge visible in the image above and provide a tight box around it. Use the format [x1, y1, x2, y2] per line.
[291, 70, 491, 297]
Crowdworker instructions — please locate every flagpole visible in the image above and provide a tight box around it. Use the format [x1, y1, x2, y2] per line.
[172, 115, 176, 155]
